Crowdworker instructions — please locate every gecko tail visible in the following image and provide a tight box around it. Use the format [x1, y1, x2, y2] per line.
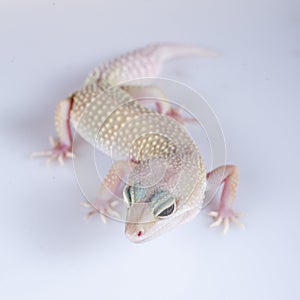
[152, 43, 221, 61]
[85, 43, 220, 86]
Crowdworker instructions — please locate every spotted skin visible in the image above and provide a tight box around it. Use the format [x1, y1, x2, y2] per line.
[35, 44, 242, 242]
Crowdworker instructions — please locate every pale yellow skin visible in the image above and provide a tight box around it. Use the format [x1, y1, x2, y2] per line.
[34, 44, 242, 243]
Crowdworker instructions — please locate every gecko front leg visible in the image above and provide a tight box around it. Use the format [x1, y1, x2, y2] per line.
[206, 165, 244, 234]
[32, 97, 75, 165]
[82, 160, 132, 223]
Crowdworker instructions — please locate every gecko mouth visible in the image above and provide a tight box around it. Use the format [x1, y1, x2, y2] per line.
[125, 205, 199, 243]
[125, 214, 181, 243]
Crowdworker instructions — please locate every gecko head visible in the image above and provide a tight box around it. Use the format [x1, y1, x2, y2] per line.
[122, 154, 205, 243]
[123, 184, 197, 243]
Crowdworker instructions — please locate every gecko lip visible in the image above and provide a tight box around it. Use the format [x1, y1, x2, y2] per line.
[125, 217, 175, 243]
[125, 207, 198, 243]
[125, 223, 168, 243]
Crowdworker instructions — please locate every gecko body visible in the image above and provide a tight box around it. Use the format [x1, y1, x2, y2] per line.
[34, 44, 242, 243]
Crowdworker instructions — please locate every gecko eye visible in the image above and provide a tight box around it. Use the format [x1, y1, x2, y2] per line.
[157, 203, 176, 218]
[123, 184, 146, 207]
[152, 190, 176, 218]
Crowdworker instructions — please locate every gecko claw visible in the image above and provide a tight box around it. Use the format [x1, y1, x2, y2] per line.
[32, 136, 74, 165]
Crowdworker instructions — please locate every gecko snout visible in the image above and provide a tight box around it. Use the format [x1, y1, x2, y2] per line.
[125, 225, 146, 243]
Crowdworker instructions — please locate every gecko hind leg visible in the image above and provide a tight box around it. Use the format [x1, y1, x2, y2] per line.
[82, 161, 131, 224]
[122, 85, 196, 125]
[32, 97, 74, 165]
[205, 165, 245, 234]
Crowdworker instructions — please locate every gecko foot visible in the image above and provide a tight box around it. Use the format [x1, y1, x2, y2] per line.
[163, 106, 196, 124]
[208, 208, 245, 234]
[81, 199, 121, 224]
[31, 136, 74, 165]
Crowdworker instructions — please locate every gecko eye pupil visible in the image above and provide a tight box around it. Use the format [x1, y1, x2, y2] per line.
[158, 203, 175, 218]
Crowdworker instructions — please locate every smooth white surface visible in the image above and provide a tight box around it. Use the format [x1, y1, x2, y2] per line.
[1, 1, 300, 299]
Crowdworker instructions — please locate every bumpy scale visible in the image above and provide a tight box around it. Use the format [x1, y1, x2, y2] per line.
[34, 44, 243, 242]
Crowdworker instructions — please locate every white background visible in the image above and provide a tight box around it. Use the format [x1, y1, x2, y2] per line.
[1, 0, 300, 299]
